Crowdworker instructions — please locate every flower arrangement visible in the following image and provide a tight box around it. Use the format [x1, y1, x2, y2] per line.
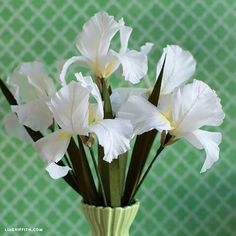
[1, 11, 224, 229]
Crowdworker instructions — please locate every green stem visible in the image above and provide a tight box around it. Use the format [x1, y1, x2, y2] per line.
[64, 154, 72, 169]
[89, 148, 108, 207]
[122, 58, 166, 206]
[76, 136, 101, 205]
[128, 134, 172, 205]
[128, 145, 164, 205]
[100, 78, 124, 207]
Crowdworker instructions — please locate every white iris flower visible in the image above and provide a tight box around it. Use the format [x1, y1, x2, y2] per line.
[35, 73, 133, 179]
[7, 61, 55, 132]
[60, 11, 152, 85]
[118, 80, 225, 173]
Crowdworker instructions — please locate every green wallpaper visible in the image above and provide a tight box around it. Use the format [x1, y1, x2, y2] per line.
[0, 0, 236, 235]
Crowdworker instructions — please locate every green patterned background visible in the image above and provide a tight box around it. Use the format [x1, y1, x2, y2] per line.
[0, 0, 236, 235]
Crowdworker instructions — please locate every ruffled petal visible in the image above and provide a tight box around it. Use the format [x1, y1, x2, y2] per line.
[90, 118, 133, 162]
[76, 12, 121, 61]
[19, 61, 55, 98]
[48, 81, 90, 135]
[118, 95, 172, 135]
[4, 112, 31, 142]
[111, 87, 148, 114]
[11, 99, 53, 131]
[7, 65, 38, 103]
[140, 42, 154, 55]
[59, 56, 89, 85]
[112, 50, 148, 84]
[119, 25, 132, 53]
[170, 80, 225, 135]
[35, 129, 71, 163]
[184, 130, 222, 173]
[45, 163, 71, 180]
[156, 45, 196, 95]
[75, 72, 104, 119]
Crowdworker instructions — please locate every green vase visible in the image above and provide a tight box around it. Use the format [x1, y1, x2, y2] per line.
[81, 201, 140, 236]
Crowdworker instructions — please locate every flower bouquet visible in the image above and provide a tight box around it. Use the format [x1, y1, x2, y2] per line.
[0, 12, 224, 236]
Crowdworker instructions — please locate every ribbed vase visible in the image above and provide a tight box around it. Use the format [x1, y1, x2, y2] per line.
[81, 201, 140, 236]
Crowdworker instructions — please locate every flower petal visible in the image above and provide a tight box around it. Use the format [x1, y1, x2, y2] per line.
[19, 61, 55, 98]
[11, 100, 53, 131]
[90, 118, 133, 162]
[184, 129, 222, 173]
[7, 65, 38, 103]
[76, 12, 121, 61]
[45, 163, 71, 180]
[118, 95, 172, 135]
[59, 56, 89, 85]
[48, 81, 90, 135]
[156, 45, 196, 95]
[170, 80, 225, 135]
[4, 112, 31, 142]
[140, 42, 154, 55]
[112, 50, 148, 84]
[75, 72, 104, 119]
[119, 25, 132, 53]
[35, 130, 71, 163]
[111, 87, 148, 114]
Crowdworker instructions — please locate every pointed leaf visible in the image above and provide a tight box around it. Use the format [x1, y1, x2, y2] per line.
[122, 58, 166, 205]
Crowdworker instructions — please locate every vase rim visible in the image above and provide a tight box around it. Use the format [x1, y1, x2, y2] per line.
[80, 199, 140, 210]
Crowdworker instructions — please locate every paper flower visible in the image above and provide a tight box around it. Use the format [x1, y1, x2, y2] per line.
[118, 80, 225, 172]
[60, 12, 152, 85]
[35, 73, 133, 179]
[7, 61, 55, 131]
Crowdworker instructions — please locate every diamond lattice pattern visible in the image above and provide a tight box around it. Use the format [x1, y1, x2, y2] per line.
[0, 0, 236, 235]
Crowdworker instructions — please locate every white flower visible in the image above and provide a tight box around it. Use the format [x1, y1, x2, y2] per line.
[60, 12, 152, 85]
[157, 45, 196, 95]
[111, 45, 196, 113]
[4, 112, 31, 142]
[118, 80, 225, 173]
[7, 61, 55, 131]
[35, 74, 133, 179]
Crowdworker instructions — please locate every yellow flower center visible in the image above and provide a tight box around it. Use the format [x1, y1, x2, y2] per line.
[88, 104, 101, 125]
[58, 131, 72, 140]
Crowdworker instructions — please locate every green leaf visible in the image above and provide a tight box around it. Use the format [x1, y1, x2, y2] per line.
[122, 58, 166, 206]
[66, 137, 100, 205]
[97, 79, 127, 207]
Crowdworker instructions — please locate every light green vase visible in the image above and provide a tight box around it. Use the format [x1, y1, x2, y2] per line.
[81, 201, 140, 236]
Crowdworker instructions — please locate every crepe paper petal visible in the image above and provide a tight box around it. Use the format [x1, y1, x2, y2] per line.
[119, 25, 132, 53]
[35, 129, 71, 163]
[76, 11, 121, 61]
[11, 99, 53, 131]
[45, 162, 71, 179]
[19, 61, 55, 98]
[140, 42, 154, 55]
[4, 112, 31, 142]
[111, 87, 148, 114]
[112, 50, 148, 84]
[170, 80, 225, 135]
[118, 95, 172, 135]
[156, 45, 196, 95]
[48, 81, 90, 135]
[184, 130, 222, 173]
[90, 118, 133, 162]
[75, 72, 104, 119]
[59, 56, 89, 85]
